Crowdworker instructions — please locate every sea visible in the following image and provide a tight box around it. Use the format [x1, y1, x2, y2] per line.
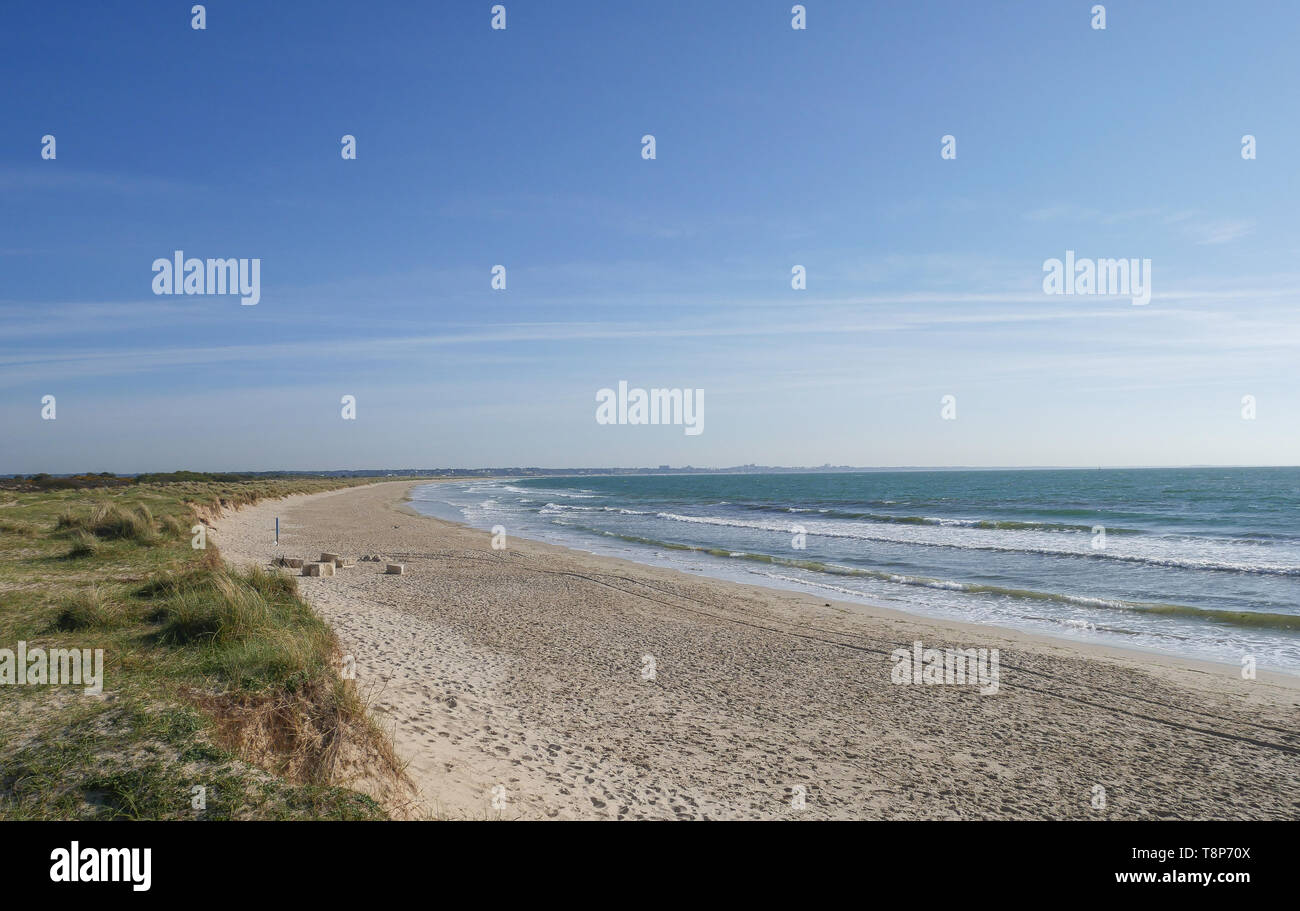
[408, 468, 1300, 673]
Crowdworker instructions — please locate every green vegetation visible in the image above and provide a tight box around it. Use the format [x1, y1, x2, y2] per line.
[0, 477, 408, 819]
[0, 470, 402, 492]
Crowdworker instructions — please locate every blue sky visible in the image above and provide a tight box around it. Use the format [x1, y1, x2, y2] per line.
[3, 1, 1299, 472]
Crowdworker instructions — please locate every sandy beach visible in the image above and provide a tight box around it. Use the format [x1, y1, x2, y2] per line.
[212, 480, 1300, 820]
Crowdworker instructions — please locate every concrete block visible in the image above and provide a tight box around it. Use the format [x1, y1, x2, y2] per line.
[384, 563, 405, 575]
[320, 552, 343, 567]
[303, 562, 335, 577]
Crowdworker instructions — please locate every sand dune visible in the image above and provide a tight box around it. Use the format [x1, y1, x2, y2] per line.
[212, 481, 1300, 820]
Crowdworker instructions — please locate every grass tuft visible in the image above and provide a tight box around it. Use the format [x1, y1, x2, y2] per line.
[52, 586, 120, 631]
[151, 566, 331, 690]
[160, 514, 189, 538]
[65, 529, 99, 559]
[89, 503, 156, 542]
[55, 509, 89, 533]
[0, 519, 39, 537]
[155, 569, 268, 646]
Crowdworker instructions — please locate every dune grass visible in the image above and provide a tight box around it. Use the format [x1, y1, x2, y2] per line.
[0, 519, 38, 538]
[0, 477, 412, 820]
[63, 529, 100, 559]
[52, 586, 120, 631]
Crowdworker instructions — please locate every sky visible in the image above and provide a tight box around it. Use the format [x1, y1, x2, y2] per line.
[2, 0, 1299, 473]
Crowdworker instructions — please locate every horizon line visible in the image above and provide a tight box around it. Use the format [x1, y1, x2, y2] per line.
[9, 463, 1300, 478]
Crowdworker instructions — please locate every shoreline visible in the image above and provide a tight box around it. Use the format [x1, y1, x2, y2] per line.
[401, 480, 1300, 683]
[213, 480, 1300, 820]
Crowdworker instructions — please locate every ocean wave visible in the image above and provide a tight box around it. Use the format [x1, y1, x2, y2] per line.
[541, 503, 651, 516]
[736, 565, 1300, 633]
[744, 566, 1299, 631]
[509, 486, 598, 498]
[524, 518, 1300, 633]
[737, 503, 1140, 533]
[649, 512, 1300, 576]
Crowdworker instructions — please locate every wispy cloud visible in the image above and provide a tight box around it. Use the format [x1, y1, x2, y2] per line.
[0, 167, 198, 196]
[1024, 205, 1255, 246]
[1187, 219, 1255, 245]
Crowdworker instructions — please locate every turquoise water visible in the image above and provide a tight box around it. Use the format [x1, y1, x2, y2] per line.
[410, 468, 1300, 673]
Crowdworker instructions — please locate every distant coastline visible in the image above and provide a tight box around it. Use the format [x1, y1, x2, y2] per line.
[6, 464, 1300, 481]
